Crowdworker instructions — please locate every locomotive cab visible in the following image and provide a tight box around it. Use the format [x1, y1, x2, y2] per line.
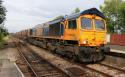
[79, 15, 107, 47]
[61, 8, 110, 62]
[71, 8, 110, 62]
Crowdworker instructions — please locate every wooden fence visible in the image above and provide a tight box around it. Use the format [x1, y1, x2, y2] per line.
[110, 34, 125, 46]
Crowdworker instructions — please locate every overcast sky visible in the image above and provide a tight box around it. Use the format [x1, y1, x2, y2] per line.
[3, 0, 104, 33]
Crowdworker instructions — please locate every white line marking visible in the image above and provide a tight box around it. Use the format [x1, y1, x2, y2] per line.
[14, 62, 25, 77]
[111, 49, 125, 54]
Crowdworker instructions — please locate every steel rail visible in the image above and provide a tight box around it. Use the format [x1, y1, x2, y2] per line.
[13, 40, 39, 77]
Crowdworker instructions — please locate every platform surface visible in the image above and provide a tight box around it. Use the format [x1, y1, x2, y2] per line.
[0, 59, 22, 77]
[109, 45, 125, 54]
[0, 39, 22, 77]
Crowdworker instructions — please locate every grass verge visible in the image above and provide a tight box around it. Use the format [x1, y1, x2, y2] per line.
[0, 35, 9, 49]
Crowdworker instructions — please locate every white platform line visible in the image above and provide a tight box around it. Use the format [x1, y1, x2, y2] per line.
[111, 49, 125, 54]
[14, 62, 25, 77]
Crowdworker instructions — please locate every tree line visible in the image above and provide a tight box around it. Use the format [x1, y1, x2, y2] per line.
[100, 0, 125, 34]
[0, 0, 8, 41]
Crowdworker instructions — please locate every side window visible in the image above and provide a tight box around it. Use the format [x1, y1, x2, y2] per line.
[68, 20, 77, 29]
[32, 28, 36, 35]
[43, 27, 49, 36]
[60, 24, 64, 35]
[30, 29, 32, 35]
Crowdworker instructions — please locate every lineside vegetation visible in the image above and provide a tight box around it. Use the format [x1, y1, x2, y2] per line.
[0, 0, 8, 42]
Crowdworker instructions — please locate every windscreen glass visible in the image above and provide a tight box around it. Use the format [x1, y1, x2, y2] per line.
[81, 18, 92, 29]
[95, 19, 105, 30]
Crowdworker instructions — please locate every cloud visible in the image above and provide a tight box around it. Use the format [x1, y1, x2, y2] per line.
[3, 0, 104, 33]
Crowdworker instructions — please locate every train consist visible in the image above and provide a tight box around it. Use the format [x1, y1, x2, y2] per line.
[15, 8, 110, 62]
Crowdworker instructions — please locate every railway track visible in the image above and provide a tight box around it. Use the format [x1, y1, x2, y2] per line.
[63, 54, 125, 77]
[86, 63, 125, 77]
[62, 55, 125, 77]
[13, 38, 125, 77]
[29, 43, 125, 77]
[13, 39, 69, 77]
[33, 41, 125, 77]
[98, 63, 125, 72]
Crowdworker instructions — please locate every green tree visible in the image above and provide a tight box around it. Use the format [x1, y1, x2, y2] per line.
[74, 7, 80, 13]
[54, 7, 81, 20]
[119, 4, 125, 33]
[0, 0, 7, 41]
[100, 0, 125, 33]
[71, 7, 80, 14]
[0, 0, 6, 24]
[54, 15, 64, 20]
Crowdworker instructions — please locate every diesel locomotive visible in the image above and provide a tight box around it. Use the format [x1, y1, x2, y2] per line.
[15, 8, 110, 62]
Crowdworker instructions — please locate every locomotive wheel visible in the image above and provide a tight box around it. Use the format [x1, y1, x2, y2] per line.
[73, 54, 81, 62]
[78, 47, 91, 62]
[98, 51, 105, 61]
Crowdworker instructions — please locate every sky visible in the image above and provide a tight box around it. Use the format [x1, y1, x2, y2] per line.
[3, 0, 104, 33]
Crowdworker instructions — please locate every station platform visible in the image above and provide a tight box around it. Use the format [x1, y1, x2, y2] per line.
[0, 59, 22, 77]
[109, 45, 125, 54]
[0, 39, 23, 77]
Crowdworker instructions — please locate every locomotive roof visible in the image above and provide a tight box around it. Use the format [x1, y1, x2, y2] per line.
[34, 24, 43, 28]
[65, 8, 105, 20]
[48, 8, 105, 25]
[48, 18, 64, 25]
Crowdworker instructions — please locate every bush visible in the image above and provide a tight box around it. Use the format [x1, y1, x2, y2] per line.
[0, 33, 3, 41]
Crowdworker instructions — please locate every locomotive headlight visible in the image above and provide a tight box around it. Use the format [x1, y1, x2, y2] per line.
[83, 40, 88, 44]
